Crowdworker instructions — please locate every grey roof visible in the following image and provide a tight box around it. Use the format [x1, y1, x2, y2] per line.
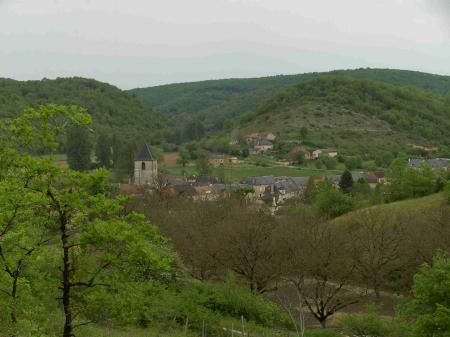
[409, 158, 450, 169]
[409, 159, 424, 168]
[212, 183, 252, 193]
[427, 158, 450, 168]
[136, 143, 155, 161]
[256, 139, 273, 146]
[242, 176, 276, 185]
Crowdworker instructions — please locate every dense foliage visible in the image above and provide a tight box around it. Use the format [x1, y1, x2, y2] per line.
[130, 68, 450, 137]
[0, 77, 170, 145]
[243, 76, 450, 149]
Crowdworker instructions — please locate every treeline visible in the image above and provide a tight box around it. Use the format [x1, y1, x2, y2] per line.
[0, 77, 171, 147]
[130, 68, 450, 138]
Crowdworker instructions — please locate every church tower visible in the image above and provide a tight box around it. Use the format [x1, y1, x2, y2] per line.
[134, 143, 158, 185]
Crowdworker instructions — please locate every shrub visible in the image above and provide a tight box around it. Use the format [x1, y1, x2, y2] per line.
[444, 182, 450, 204]
[189, 276, 290, 328]
[305, 329, 341, 337]
[339, 303, 389, 337]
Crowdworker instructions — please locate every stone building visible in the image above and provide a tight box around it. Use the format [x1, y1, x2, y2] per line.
[134, 143, 158, 185]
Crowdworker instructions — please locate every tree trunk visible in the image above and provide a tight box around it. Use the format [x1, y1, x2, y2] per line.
[61, 219, 73, 337]
[10, 273, 18, 337]
[319, 318, 327, 328]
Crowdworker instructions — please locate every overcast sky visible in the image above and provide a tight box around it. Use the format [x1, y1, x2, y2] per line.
[0, 0, 449, 89]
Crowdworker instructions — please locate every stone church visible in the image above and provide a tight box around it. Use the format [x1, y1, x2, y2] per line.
[134, 143, 158, 185]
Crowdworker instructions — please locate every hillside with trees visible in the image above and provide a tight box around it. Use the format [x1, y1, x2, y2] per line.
[0, 77, 171, 144]
[129, 68, 450, 136]
[237, 76, 450, 155]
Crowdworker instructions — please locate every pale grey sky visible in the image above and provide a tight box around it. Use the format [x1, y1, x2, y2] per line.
[0, 0, 449, 89]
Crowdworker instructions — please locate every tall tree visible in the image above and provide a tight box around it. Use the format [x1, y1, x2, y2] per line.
[2, 105, 178, 337]
[111, 133, 120, 168]
[339, 169, 354, 193]
[95, 131, 111, 168]
[66, 124, 92, 171]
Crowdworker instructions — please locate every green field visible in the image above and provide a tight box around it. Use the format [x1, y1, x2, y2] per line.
[163, 164, 341, 182]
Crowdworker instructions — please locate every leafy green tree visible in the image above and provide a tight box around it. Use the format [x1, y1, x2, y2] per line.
[0, 155, 52, 336]
[177, 147, 190, 167]
[295, 152, 305, 165]
[339, 169, 354, 193]
[299, 126, 308, 140]
[183, 119, 205, 141]
[402, 251, 450, 337]
[118, 140, 137, 177]
[344, 156, 363, 170]
[95, 131, 111, 168]
[1, 105, 179, 337]
[195, 151, 212, 176]
[322, 156, 338, 170]
[313, 180, 353, 218]
[66, 124, 92, 171]
[111, 133, 120, 168]
[375, 151, 394, 168]
[386, 159, 435, 201]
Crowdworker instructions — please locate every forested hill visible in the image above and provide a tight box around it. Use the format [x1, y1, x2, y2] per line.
[0, 77, 170, 141]
[128, 68, 450, 134]
[238, 76, 450, 154]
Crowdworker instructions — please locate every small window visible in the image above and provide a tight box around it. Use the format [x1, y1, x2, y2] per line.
[141, 162, 146, 170]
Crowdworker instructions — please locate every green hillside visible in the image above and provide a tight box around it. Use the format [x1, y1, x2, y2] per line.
[238, 76, 450, 155]
[0, 77, 171, 141]
[129, 68, 450, 134]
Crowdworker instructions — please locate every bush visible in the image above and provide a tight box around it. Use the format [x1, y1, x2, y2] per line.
[313, 180, 353, 217]
[339, 303, 389, 337]
[189, 276, 290, 328]
[305, 329, 341, 337]
[444, 182, 450, 204]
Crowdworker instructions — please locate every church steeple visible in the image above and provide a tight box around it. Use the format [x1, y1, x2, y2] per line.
[133, 143, 158, 185]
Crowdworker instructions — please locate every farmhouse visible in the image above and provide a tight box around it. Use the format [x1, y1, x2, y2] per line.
[262, 176, 311, 204]
[312, 149, 338, 159]
[208, 154, 240, 166]
[250, 139, 274, 154]
[245, 131, 277, 144]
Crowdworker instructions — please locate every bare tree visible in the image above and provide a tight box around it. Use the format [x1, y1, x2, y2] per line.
[347, 209, 402, 298]
[280, 215, 365, 327]
[220, 208, 282, 293]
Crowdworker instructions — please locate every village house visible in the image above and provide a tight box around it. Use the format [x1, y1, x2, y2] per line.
[262, 176, 311, 204]
[208, 154, 240, 167]
[327, 171, 385, 188]
[242, 176, 276, 199]
[287, 145, 313, 161]
[245, 132, 277, 144]
[250, 139, 274, 154]
[312, 149, 338, 160]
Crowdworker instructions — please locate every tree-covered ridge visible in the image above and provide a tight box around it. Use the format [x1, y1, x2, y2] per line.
[129, 68, 450, 134]
[241, 76, 450, 148]
[0, 77, 171, 141]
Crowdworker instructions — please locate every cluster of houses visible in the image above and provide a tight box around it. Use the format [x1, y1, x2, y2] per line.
[231, 131, 339, 163]
[125, 143, 386, 206]
[127, 144, 449, 206]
